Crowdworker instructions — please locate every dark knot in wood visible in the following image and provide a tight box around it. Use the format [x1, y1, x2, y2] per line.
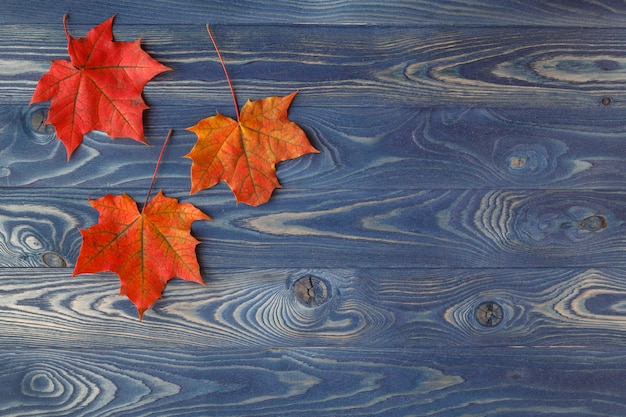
[292, 275, 329, 308]
[580, 215, 607, 232]
[475, 301, 503, 327]
[23, 104, 56, 144]
[29, 106, 49, 133]
[41, 251, 67, 268]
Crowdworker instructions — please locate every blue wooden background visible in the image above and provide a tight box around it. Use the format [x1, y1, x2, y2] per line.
[2, 0, 626, 415]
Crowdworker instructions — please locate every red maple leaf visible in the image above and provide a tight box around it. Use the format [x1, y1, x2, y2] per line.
[30, 15, 171, 158]
[73, 191, 210, 319]
[185, 26, 318, 206]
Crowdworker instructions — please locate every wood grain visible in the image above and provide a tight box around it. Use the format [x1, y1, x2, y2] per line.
[5, 268, 626, 349]
[3, 0, 626, 413]
[4, 25, 626, 108]
[0, 188, 625, 269]
[197, 188, 626, 269]
[3, 0, 626, 27]
[2, 347, 625, 416]
[3, 104, 626, 191]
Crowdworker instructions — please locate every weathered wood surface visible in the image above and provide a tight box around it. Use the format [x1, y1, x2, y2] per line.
[3, 25, 626, 108]
[5, 104, 626, 190]
[4, 268, 626, 349]
[3, 0, 626, 415]
[4, 0, 626, 27]
[3, 347, 625, 417]
[0, 187, 624, 269]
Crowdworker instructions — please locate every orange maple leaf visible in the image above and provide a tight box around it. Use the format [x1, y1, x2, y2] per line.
[73, 191, 210, 319]
[30, 15, 171, 158]
[186, 92, 319, 206]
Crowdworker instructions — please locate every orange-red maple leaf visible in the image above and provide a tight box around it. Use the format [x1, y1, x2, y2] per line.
[186, 92, 319, 206]
[73, 191, 210, 319]
[30, 15, 171, 158]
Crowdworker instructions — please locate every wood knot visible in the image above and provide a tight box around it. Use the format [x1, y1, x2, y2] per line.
[475, 301, 503, 327]
[580, 215, 607, 232]
[292, 275, 329, 308]
[24, 104, 56, 144]
[41, 252, 67, 268]
[601, 97, 612, 106]
[29, 107, 48, 133]
[509, 156, 527, 169]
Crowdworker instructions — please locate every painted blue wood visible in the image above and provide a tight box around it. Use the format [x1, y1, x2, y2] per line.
[4, 103, 626, 190]
[185, 188, 626, 269]
[2, 0, 626, 414]
[4, 268, 626, 349]
[3, 0, 626, 27]
[2, 347, 625, 416]
[0, 188, 623, 269]
[3, 25, 626, 108]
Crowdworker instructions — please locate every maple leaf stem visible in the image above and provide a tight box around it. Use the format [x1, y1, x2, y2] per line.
[206, 24, 240, 122]
[143, 129, 173, 213]
[62, 14, 70, 39]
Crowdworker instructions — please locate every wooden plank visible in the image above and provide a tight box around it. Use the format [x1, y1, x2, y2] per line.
[191, 188, 626, 269]
[3, 0, 626, 27]
[0, 188, 625, 269]
[4, 104, 626, 190]
[1, 347, 625, 416]
[3, 25, 626, 108]
[4, 268, 626, 349]
[5, 1, 626, 415]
